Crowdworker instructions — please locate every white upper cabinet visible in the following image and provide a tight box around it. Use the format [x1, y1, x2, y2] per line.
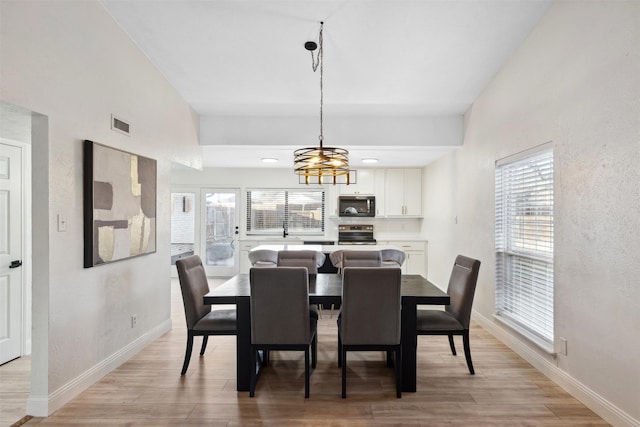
[384, 168, 423, 217]
[339, 169, 375, 195]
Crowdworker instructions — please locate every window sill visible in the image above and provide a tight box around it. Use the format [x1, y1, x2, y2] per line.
[493, 314, 556, 356]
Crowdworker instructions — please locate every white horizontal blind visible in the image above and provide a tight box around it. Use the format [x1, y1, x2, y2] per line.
[495, 148, 554, 345]
[246, 189, 324, 235]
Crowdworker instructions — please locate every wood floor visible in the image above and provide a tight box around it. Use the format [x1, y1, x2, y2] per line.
[2, 279, 608, 426]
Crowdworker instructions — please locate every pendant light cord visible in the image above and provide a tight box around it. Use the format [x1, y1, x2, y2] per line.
[310, 22, 324, 147]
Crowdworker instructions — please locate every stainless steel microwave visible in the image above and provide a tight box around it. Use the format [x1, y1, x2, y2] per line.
[338, 195, 375, 217]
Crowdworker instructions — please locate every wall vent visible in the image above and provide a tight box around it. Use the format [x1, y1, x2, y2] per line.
[111, 114, 130, 136]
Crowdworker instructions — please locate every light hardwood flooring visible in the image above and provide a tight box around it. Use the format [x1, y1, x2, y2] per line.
[2, 279, 608, 426]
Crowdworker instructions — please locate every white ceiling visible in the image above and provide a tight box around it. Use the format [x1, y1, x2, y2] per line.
[100, 0, 551, 169]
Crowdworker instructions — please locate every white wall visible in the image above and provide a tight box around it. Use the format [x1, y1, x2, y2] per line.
[1, 1, 201, 415]
[423, 2, 640, 425]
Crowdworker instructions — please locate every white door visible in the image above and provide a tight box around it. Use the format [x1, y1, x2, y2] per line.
[0, 142, 23, 364]
[201, 189, 240, 277]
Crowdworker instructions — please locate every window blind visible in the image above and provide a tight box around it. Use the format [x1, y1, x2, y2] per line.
[246, 189, 324, 235]
[495, 148, 554, 345]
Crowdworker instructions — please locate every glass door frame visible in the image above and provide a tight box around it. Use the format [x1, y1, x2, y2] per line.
[200, 188, 241, 277]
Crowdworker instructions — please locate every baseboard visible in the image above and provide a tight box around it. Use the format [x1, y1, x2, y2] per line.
[26, 318, 172, 417]
[473, 311, 638, 427]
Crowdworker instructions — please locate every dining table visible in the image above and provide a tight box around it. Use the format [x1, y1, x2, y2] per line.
[203, 272, 450, 392]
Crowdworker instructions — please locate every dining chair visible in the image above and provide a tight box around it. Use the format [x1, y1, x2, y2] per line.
[341, 250, 383, 268]
[381, 248, 406, 268]
[276, 250, 325, 274]
[249, 267, 318, 398]
[338, 267, 402, 398]
[329, 250, 344, 273]
[248, 249, 278, 268]
[416, 255, 481, 374]
[175, 255, 237, 376]
[277, 250, 325, 319]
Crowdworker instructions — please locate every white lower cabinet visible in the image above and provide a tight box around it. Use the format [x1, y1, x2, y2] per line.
[382, 241, 427, 277]
[239, 241, 260, 274]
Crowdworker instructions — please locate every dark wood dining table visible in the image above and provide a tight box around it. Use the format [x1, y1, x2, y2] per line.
[203, 273, 450, 392]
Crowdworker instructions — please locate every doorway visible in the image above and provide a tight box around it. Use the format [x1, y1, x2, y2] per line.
[0, 101, 34, 423]
[0, 141, 24, 365]
[201, 189, 240, 277]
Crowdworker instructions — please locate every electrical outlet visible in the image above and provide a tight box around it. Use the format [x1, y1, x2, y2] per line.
[131, 315, 137, 328]
[559, 337, 567, 355]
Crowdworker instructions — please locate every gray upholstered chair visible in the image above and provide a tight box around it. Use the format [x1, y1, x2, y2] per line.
[329, 250, 344, 273]
[381, 249, 406, 268]
[175, 255, 237, 376]
[341, 250, 383, 268]
[338, 267, 402, 398]
[248, 249, 278, 268]
[276, 250, 325, 274]
[277, 250, 325, 318]
[416, 255, 481, 375]
[249, 267, 317, 398]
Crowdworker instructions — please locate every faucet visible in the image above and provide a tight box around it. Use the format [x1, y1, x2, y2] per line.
[283, 221, 288, 238]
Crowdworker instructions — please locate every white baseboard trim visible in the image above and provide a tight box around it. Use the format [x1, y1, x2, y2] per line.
[26, 319, 172, 417]
[473, 311, 638, 427]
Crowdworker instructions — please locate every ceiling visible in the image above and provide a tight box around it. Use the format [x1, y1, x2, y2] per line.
[100, 0, 551, 169]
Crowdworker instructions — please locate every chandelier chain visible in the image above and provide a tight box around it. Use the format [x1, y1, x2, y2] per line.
[309, 22, 324, 146]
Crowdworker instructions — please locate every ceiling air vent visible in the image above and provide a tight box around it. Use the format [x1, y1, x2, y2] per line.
[111, 114, 130, 136]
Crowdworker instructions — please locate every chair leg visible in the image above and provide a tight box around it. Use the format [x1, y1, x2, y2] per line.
[341, 349, 347, 398]
[448, 334, 457, 355]
[250, 348, 257, 397]
[395, 347, 402, 398]
[181, 331, 194, 376]
[304, 348, 310, 398]
[312, 333, 318, 369]
[337, 333, 343, 367]
[200, 335, 209, 356]
[386, 350, 393, 367]
[263, 350, 269, 367]
[462, 330, 475, 375]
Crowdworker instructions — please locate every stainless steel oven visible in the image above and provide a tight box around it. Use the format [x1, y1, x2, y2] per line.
[338, 224, 376, 245]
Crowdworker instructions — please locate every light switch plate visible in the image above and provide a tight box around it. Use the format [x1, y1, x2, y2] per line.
[57, 213, 67, 232]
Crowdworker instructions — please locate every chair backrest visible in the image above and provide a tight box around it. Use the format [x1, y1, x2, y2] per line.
[342, 250, 383, 268]
[329, 250, 344, 269]
[175, 255, 211, 330]
[250, 267, 311, 345]
[445, 255, 481, 329]
[340, 267, 402, 345]
[381, 249, 406, 267]
[277, 250, 321, 274]
[248, 249, 278, 267]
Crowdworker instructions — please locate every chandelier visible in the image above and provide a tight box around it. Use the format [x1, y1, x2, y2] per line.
[294, 22, 351, 185]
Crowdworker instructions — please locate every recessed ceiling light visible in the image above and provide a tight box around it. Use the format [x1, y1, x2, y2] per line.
[362, 158, 379, 164]
[261, 158, 278, 163]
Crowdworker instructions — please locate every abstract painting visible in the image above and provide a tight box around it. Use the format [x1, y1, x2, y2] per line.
[83, 140, 156, 267]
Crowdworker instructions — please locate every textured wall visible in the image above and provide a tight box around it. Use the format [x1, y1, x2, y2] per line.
[423, 1, 640, 423]
[1, 1, 200, 414]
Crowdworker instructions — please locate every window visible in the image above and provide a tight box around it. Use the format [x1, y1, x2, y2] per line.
[495, 147, 554, 350]
[246, 189, 325, 235]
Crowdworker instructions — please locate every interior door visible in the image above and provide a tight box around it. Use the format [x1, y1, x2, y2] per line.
[0, 142, 23, 364]
[201, 189, 240, 277]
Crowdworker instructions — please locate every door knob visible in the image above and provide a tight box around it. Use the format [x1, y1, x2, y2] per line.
[9, 260, 22, 269]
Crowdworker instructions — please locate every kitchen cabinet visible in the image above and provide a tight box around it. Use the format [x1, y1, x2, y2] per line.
[383, 240, 427, 277]
[339, 169, 375, 195]
[384, 168, 423, 217]
[239, 240, 260, 274]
